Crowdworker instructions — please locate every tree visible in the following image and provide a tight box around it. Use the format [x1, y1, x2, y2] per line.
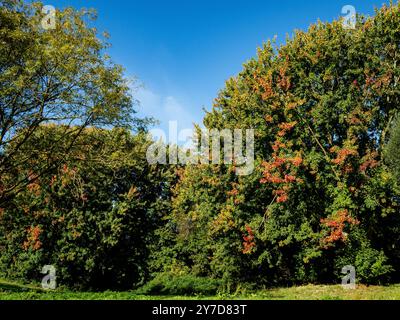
[153, 2, 400, 286]
[0, 125, 176, 289]
[0, 1, 147, 206]
[385, 116, 400, 185]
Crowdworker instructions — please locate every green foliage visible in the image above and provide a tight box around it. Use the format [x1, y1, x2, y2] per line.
[355, 249, 393, 284]
[152, 2, 400, 287]
[0, 126, 175, 290]
[333, 230, 394, 284]
[0, 0, 151, 205]
[385, 116, 400, 185]
[2, 0, 400, 293]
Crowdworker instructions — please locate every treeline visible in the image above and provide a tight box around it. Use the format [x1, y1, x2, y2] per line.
[1, 1, 400, 292]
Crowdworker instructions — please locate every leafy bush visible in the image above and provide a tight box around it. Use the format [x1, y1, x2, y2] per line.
[334, 236, 394, 285]
[355, 248, 394, 284]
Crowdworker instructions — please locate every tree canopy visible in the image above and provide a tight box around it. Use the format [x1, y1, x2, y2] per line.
[2, 1, 400, 291]
[0, 0, 148, 206]
[152, 3, 400, 286]
[0, 126, 176, 289]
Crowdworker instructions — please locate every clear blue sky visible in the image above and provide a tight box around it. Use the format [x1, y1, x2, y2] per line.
[51, 0, 389, 134]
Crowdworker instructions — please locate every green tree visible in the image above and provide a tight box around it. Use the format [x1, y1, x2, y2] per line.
[153, 2, 400, 287]
[385, 116, 400, 185]
[0, 125, 176, 290]
[0, 1, 148, 205]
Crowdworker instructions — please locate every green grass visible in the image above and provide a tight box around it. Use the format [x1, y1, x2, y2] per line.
[1, 279, 400, 300]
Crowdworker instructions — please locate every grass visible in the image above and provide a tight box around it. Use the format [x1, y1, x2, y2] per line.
[1, 279, 400, 300]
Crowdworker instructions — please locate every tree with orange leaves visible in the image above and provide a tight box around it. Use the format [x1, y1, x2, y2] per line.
[155, 3, 400, 287]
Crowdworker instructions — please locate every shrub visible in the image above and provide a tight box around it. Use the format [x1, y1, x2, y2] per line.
[355, 248, 393, 284]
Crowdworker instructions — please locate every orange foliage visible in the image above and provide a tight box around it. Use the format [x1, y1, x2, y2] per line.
[50, 175, 57, 186]
[321, 210, 359, 247]
[265, 115, 274, 123]
[349, 116, 362, 125]
[227, 188, 239, 197]
[256, 73, 275, 100]
[359, 151, 379, 173]
[277, 122, 297, 137]
[242, 225, 256, 254]
[289, 156, 303, 167]
[277, 59, 291, 91]
[261, 144, 303, 204]
[332, 148, 358, 165]
[27, 182, 41, 196]
[227, 184, 242, 205]
[278, 121, 297, 131]
[276, 195, 288, 203]
[272, 140, 286, 152]
[23, 226, 43, 251]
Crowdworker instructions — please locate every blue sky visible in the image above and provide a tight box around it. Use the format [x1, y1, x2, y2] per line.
[50, 0, 389, 135]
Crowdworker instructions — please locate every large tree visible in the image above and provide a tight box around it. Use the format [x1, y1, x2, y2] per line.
[153, 3, 400, 286]
[385, 116, 400, 186]
[0, 0, 146, 206]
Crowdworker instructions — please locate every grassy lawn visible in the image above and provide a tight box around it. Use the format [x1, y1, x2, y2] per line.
[1, 279, 400, 300]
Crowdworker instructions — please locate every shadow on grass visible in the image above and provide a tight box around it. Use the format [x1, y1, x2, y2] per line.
[0, 280, 43, 293]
